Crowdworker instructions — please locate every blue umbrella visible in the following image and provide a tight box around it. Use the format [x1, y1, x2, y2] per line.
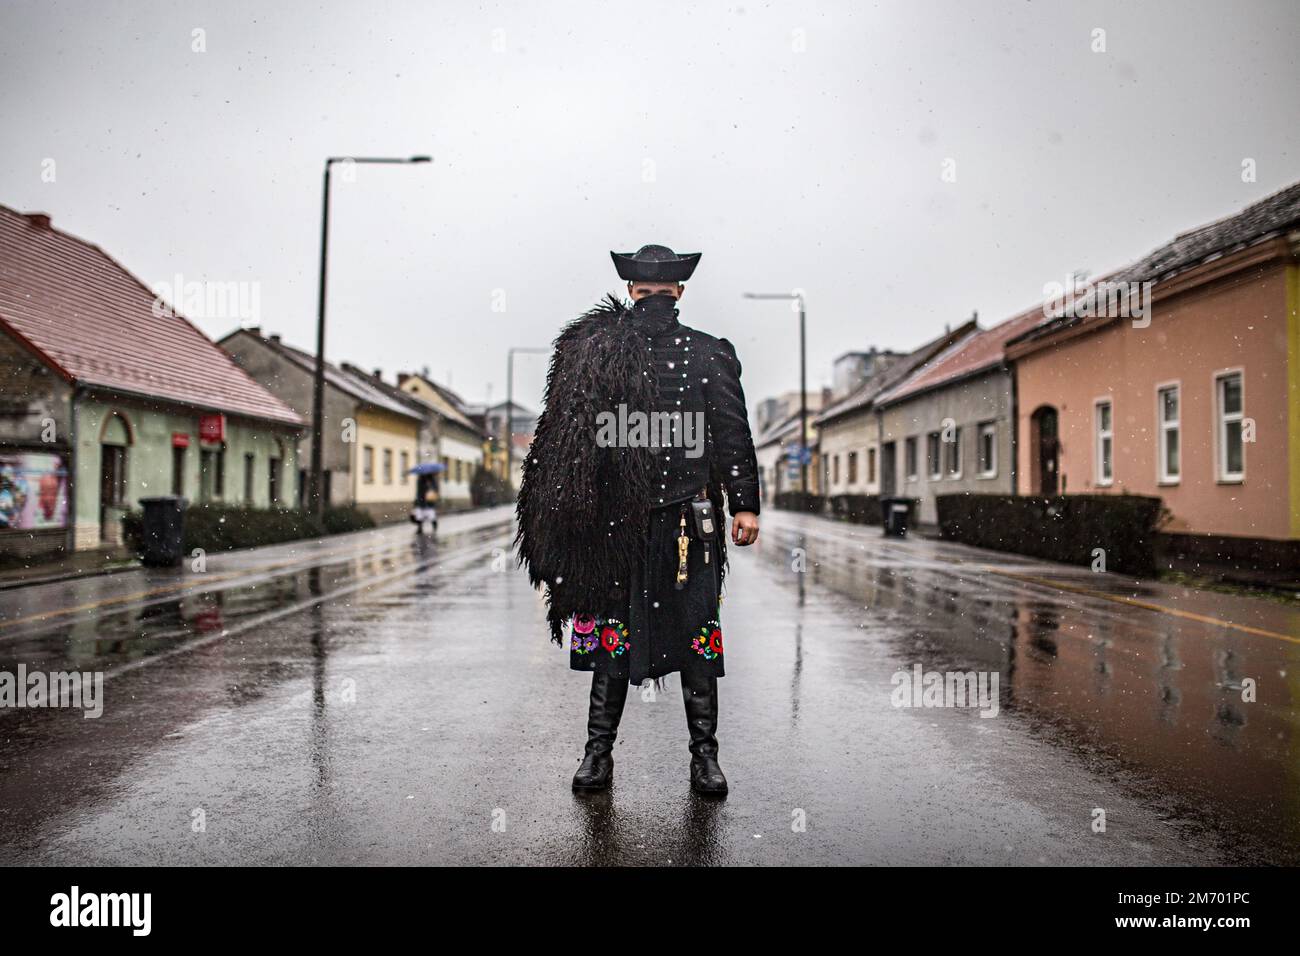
[408, 462, 446, 475]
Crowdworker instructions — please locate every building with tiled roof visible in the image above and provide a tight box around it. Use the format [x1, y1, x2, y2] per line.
[873, 310, 1042, 524]
[218, 328, 426, 521]
[753, 389, 831, 503]
[394, 373, 494, 501]
[814, 320, 976, 512]
[0, 206, 304, 556]
[1006, 178, 1300, 558]
[0, 207, 302, 427]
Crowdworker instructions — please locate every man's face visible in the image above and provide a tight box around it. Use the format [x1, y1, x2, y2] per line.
[628, 281, 684, 301]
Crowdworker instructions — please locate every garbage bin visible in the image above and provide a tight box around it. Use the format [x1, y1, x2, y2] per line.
[139, 495, 188, 567]
[880, 497, 913, 537]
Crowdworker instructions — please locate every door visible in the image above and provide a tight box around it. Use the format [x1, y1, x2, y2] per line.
[880, 441, 897, 496]
[100, 444, 127, 542]
[1032, 406, 1059, 495]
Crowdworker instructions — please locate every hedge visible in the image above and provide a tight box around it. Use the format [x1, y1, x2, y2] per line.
[828, 493, 882, 524]
[123, 503, 375, 555]
[321, 505, 378, 536]
[773, 491, 826, 514]
[935, 492, 1165, 576]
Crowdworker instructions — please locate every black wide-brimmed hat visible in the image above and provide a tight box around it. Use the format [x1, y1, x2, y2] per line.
[610, 244, 701, 282]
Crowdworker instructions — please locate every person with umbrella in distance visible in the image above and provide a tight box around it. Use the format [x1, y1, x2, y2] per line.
[409, 461, 443, 535]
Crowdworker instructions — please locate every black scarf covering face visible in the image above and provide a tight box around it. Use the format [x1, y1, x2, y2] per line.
[515, 295, 663, 644]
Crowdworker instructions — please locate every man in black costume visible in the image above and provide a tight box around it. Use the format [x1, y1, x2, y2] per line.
[515, 244, 760, 798]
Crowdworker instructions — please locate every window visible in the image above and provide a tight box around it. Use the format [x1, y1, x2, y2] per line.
[1095, 399, 1113, 486]
[904, 437, 918, 480]
[363, 445, 375, 484]
[171, 445, 186, 496]
[867, 447, 876, 484]
[977, 422, 997, 478]
[847, 451, 858, 485]
[926, 432, 941, 479]
[1157, 384, 1180, 483]
[268, 457, 280, 504]
[1216, 371, 1244, 481]
[832, 454, 840, 486]
[200, 448, 224, 502]
[945, 426, 962, 478]
[383, 448, 393, 485]
[244, 453, 255, 502]
[400, 451, 410, 483]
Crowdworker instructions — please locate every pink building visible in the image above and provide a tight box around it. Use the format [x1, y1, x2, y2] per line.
[1007, 183, 1300, 561]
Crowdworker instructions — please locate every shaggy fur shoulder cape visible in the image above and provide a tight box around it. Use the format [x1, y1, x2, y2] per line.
[516, 294, 733, 645]
[514, 295, 658, 643]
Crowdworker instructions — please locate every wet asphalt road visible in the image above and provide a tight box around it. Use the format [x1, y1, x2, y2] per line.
[0, 505, 1297, 866]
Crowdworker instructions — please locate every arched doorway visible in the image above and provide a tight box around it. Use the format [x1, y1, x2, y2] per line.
[1029, 405, 1059, 495]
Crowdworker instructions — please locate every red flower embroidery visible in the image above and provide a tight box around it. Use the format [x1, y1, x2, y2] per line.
[692, 620, 723, 660]
[600, 626, 621, 651]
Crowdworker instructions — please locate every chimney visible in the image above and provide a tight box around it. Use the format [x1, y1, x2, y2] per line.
[24, 212, 52, 230]
[372, 368, 383, 381]
[269, 333, 281, 343]
[397, 373, 412, 387]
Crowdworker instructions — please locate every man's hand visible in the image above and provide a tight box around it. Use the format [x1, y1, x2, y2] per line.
[731, 511, 759, 546]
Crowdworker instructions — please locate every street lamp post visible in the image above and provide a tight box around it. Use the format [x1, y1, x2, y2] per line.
[309, 155, 430, 519]
[743, 291, 808, 496]
[505, 346, 549, 493]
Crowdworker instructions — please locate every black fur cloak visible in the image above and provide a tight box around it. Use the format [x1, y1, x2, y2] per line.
[514, 295, 727, 644]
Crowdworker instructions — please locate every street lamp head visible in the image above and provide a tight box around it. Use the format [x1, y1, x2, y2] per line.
[409, 155, 432, 164]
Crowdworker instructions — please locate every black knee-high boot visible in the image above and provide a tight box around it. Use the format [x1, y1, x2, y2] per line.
[680, 671, 728, 796]
[572, 672, 630, 791]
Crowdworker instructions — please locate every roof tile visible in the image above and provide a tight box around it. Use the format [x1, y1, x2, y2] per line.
[0, 206, 302, 427]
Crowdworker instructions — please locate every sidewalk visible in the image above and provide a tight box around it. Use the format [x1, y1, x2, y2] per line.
[0, 503, 510, 592]
[800, 508, 1300, 596]
[0, 546, 140, 592]
[0, 506, 516, 634]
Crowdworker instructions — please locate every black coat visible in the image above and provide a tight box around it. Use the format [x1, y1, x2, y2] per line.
[634, 298, 761, 515]
[515, 294, 760, 652]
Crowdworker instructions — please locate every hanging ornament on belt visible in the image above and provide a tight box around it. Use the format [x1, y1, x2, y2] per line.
[676, 508, 690, 590]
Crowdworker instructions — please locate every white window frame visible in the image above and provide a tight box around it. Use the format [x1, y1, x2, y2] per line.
[926, 431, 942, 480]
[945, 425, 962, 479]
[1094, 398, 1114, 487]
[976, 421, 997, 479]
[1214, 368, 1245, 483]
[1155, 381, 1181, 486]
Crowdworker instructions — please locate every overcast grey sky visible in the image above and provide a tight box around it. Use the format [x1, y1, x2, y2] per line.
[3, 0, 1298, 413]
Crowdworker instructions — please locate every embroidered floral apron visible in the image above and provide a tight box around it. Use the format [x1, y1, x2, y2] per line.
[569, 499, 725, 684]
